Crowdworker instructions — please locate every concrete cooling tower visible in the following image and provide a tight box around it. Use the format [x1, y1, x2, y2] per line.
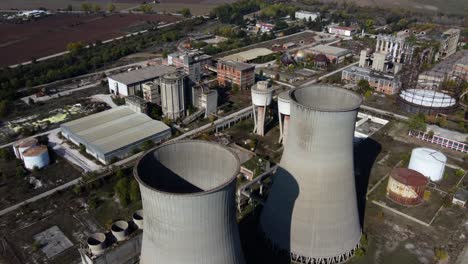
[260, 85, 362, 264]
[134, 140, 245, 264]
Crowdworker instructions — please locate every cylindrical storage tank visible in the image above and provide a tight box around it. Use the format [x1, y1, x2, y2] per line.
[251, 82, 273, 136]
[16, 138, 38, 160]
[278, 91, 291, 144]
[408, 148, 446, 182]
[111, 220, 129, 242]
[23, 145, 49, 170]
[134, 140, 245, 264]
[261, 85, 362, 263]
[87, 233, 107, 256]
[398, 89, 457, 115]
[160, 72, 185, 120]
[132, 210, 143, 230]
[386, 168, 428, 206]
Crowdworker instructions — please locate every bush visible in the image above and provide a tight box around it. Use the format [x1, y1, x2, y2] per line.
[354, 248, 366, 257]
[114, 178, 130, 207]
[0, 148, 12, 160]
[434, 248, 449, 261]
[129, 179, 141, 202]
[455, 169, 465, 177]
[87, 195, 99, 209]
[141, 140, 154, 151]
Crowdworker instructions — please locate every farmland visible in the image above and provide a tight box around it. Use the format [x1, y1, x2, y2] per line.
[0, 13, 180, 66]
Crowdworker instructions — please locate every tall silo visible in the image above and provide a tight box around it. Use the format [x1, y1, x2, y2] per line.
[260, 85, 362, 264]
[277, 91, 290, 144]
[251, 81, 273, 136]
[134, 140, 245, 264]
[160, 72, 186, 120]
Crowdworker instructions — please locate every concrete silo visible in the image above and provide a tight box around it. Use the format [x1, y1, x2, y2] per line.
[260, 85, 362, 264]
[134, 140, 245, 264]
[23, 145, 49, 170]
[160, 72, 185, 120]
[408, 148, 446, 182]
[277, 91, 290, 144]
[251, 81, 273, 136]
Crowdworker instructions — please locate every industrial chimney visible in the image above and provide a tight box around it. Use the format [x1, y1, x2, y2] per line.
[134, 140, 245, 264]
[260, 85, 362, 264]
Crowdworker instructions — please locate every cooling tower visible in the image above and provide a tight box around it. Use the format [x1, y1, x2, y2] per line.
[134, 140, 245, 264]
[277, 91, 290, 144]
[251, 81, 273, 136]
[260, 85, 362, 264]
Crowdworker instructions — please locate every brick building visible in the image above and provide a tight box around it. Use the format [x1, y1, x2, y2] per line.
[217, 60, 255, 90]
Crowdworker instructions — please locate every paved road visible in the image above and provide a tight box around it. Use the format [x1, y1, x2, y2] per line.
[21, 81, 101, 104]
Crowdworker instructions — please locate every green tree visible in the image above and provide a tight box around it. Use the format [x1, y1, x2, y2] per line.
[115, 168, 125, 179]
[81, 3, 92, 12]
[180, 8, 191, 18]
[67, 41, 85, 54]
[0, 148, 11, 160]
[87, 195, 98, 209]
[455, 169, 465, 177]
[114, 178, 130, 207]
[66, 4, 73, 11]
[139, 4, 153, 13]
[357, 79, 371, 93]
[108, 3, 116, 13]
[93, 4, 101, 13]
[129, 179, 140, 202]
[408, 113, 426, 131]
[141, 140, 154, 151]
[16, 167, 25, 178]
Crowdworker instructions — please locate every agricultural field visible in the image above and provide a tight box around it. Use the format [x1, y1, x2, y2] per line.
[0, 13, 179, 66]
[0, 0, 141, 11]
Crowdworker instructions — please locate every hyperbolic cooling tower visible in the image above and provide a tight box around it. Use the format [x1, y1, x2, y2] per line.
[134, 140, 245, 264]
[260, 85, 362, 264]
[251, 81, 273, 136]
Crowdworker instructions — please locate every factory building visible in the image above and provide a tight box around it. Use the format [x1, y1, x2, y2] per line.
[107, 65, 177, 97]
[199, 90, 218, 118]
[125, 95, 148, 114]
[261, 85, 362, 264]
[61, 106, 171, 164]
[160, 72, 186, 120]
[134, 141, 246, 264]
[217, 60, 255, 90]
[375, 34, 412, 65]
[23, 145, 49, 170]
[386, 168, 428, 206]
[307, 44, 351, 64]
[142, 82, 160, 104]
[437, 28, 461, 59]
[408, 148, 446, 182]
[295, 10, 319, 21]
[342, 66, 402, 95]
[328, 25, 357, 36]
[167, 51, 212, 83]
[251, 81, 273, 136]
[13, 137, 38, 160]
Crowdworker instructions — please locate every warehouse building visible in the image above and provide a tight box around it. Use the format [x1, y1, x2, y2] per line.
[61, 106, 171, 164]
[307, 44, 351, 64]
[108, 65, 177, 97]
[221, 48, 274, 63]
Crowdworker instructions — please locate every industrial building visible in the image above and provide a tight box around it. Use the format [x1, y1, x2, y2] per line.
[295, 10, 319, 21]
[221, 48, 274, 63]
[437, 28, 461, 59]
[408, 148, 446, 182]
[256, 22, 274, 32]
[107, 65, 177, 96]
[307, 44, 351, 64]
[277, 91, 290, 144]
[342, 66, 402, 95]
[191, 86, 219, 118]
[167, 51, 212, 82]
[160, 72, 186, 120]
[134, 141, 246, 264]
[251, 81, 273, 136]
[142, 82, 160, 104]
[386, 168, 428, 206]
[328, 25, 357, 36]
[60, 106, 171, 164]
[13, 137, 38, 160]
[261, 85, 362, 264]
[217, 60, 255, 90]
[23, 145, 49, 170]
[125, 95, 148, 114]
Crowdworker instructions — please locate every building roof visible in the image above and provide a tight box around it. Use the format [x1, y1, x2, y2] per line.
[315, 53, 328, 62]
[16, 137, 38, 148]
[344, 66, 400, 82]
[390, 168, 428, 186]
[61, 106, 170, 155]
[109, 65, 177, 85]
[23, 145, 48, 157]
[454, 188, 468, 202]
[330, 26, 356, 31]
[221, 48, 274, 62]
[218, 60, 255, 71]
[309, 44, 351, 57]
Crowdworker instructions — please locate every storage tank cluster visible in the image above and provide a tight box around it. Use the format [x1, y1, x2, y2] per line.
[386, 168, 428, 206]
[160, 72, 186, 120]
[86, 210, 143, 257]
[277, 91, 290, 144]
[134, 140, 245, 264]
[251, 81, 273, 136]
[12, 138, 49, 170]
[408, 148, 446, 182]
[261, 85, 362, 263]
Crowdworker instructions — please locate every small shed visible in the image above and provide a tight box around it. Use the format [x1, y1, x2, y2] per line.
[452, 188, 468, 207]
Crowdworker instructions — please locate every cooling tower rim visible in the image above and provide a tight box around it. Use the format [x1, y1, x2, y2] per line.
[289, 85, 362, 112]
[134, 140, 240, 197]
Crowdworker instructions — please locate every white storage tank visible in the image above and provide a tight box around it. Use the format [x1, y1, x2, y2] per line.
[13, 138, 38, 159]
[23, 145, 49, 170]
[408, 148, 446, 182]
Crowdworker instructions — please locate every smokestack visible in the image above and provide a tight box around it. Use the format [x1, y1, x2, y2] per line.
[134, 140, 245, 264]
[261, 85, 362, 263]
[251, 81, 273, 136]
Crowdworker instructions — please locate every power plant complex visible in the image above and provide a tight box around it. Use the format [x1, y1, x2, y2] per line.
[134, 140, 245, 264]
[260, 85, 362, 264]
